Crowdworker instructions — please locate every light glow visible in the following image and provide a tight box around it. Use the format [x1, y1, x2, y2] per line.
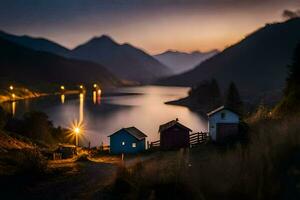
[68, 120, 85, 146]
[93, 91, 97, 104]
[74, 127, 80, 135]
[61, 94, 65, 104]
[11, 101, 16, 116]
[79, 93, 84, 123]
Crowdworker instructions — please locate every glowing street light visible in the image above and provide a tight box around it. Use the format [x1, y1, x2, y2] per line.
[73, 126, 81, 146]
[79, 85, 84, 89]
[93, 84, 97, 88]
[74, 127, 80, 134]
[60, 85, 65, 90]
[9, 85, 14, 91]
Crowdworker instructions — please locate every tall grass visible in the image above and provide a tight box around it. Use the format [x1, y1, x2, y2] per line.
[13, 148, 47, 176]
[106, 116, 300, 200]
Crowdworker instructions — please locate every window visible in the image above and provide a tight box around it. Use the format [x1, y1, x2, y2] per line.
[122, 141, 125, 146]
[221, 112, 226, 119]
[132, 143, 137, 148]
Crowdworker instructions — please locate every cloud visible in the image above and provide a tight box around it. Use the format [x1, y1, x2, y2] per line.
[282, 9, 300, 19]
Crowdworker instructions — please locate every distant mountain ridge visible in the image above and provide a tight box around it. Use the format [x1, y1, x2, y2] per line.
[69, 35, 172, 83]
[0, 31, 172, 83]
[0, 37, 121, 89]
[0, 31, 70, 56]
[158, 18, 300, 98]
[154, 50, 219, 74]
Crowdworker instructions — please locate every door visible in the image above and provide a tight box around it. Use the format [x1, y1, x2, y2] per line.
[216, 123, 239, 142]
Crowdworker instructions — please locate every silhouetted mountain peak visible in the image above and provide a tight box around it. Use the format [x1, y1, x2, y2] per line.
[155, 49, 219, 74]
[71, 35, 172, 82]
[90, 35, 117, 44]
[73, 35, 119, 51]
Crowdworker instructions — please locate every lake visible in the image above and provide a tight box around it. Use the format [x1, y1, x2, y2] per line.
[3, 86, 207, 146]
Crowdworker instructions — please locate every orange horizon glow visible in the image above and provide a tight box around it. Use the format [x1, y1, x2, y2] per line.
[2, 1, 299, 54]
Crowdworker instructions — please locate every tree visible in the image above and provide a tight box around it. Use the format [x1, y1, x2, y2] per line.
[22, 111, 54, 142]
[275, 44, 300, 115]
[225, 82, 243, 114]
[210, 79, 223, 108]
[188, 79, 223, 111]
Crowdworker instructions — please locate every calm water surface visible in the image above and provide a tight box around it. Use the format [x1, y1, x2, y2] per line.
[4, 86, 207, 146]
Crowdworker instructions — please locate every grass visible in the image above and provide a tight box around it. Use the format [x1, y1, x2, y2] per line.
[103, 115, 300, 200]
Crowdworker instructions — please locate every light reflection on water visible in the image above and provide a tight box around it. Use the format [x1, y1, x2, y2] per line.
[61, 94, 65, 104]
[3, 86, 207, 146]
[92, 91, 97, 104]
[11, 101, 16, 116]
[79, 93, 84, 123]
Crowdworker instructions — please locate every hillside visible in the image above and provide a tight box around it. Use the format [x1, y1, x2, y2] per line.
[0, 38, 121, 90]
[0, 31, 70, 56]
[0, 131, 34, 152]
[70, 35, 172, 83]
[158, 18, 300, 97]
[155, 50, 219, 74]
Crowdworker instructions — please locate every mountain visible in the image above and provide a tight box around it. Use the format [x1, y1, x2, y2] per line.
[158, 18, 300, 98]
[69, 35, 172, 83]
[0, 31, 172, 83]
[154, 50, 219, 74]
[0, 37, 121, 89]
[0, 31, 70, 56]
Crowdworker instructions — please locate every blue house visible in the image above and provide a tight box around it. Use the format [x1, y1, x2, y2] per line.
[108, 127, 147, 154]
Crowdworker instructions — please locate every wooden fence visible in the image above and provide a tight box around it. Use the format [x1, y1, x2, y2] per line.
[189, 132, 208, 147]
[149, 140, 160, 149]
[149, 132, 208, 149]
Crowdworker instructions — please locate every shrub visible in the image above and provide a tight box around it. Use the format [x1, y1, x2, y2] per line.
[14, 148, 48, 176]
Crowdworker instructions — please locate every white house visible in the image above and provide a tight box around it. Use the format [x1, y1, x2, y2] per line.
[207, 106, 240, 142]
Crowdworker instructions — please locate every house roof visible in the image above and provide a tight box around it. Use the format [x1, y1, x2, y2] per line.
[207, 105, 239, 117]
[159, 119, 192, 133]
[108, 127, 147, 140]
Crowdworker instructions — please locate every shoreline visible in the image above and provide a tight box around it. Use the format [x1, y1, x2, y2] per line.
[0, 90, 81, 104]
[165, 96, 208, 117]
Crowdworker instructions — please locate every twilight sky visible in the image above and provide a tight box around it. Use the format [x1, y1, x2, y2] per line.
[0, 0, 299, 54]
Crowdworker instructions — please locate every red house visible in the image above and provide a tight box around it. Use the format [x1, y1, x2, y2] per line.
[159, 119, 192, 150]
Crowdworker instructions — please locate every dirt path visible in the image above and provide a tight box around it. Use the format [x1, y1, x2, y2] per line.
[30, 161, 118, 200]
[0, 160, 118, 200]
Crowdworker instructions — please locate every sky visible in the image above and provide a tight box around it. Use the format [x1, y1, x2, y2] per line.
[0, 0, 299, 54]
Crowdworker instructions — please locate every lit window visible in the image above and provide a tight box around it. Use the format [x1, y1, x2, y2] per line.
[132, 143, 136, 148]
[122, 141, 125, 146]
[221, 112, 226, 119]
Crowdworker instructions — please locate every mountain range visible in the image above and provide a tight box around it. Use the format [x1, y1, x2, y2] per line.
[70, 36, 172, 82]
[154, 50, 219, 74]
[0, 31, 172, 83]
[0, 37, 121, 90]
[158, 18, 300, 98]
